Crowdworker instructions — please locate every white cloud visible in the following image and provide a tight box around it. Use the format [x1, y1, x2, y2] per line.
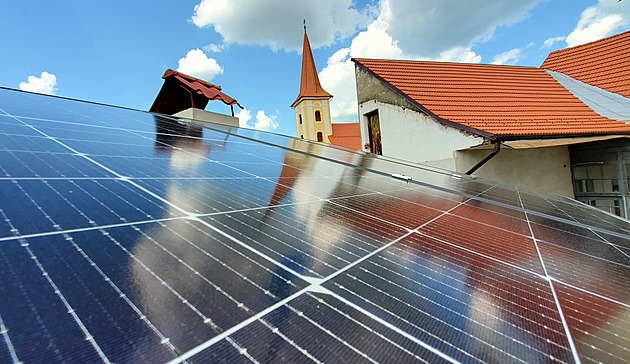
[491, 48, 522, 65]
[319, 53, 356, 122]
[237, 108, 279, 131]
[346, 14, 403, 59]
[319, 15, 405, 123]
[236, 108, 252, 128]
[379, 0, 543, 58]
[253, 110, 279, 131]
[565, 0, 630, 47]
[434, 46, 482, 63]
[177, 49, 223, 81]
[190, 0, 369, 51]
[19, 72, 57, 95]
[542, 36, 566, 48]
[203, 43, 225, 53]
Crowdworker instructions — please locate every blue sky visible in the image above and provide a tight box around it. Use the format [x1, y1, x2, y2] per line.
[1, 0, 629, 137]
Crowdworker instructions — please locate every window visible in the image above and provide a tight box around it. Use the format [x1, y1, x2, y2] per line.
[299, 114, 302, 125]
[317, 132, 323, 142]
[301, 135, 303, 139]
[366, 110, 382, 155]
[315, 110, 321, 122]
[572, 163, 618, 193]
[579, 198, 622, 216]
[572, 162, 624, 217]
[570, 141, 630, 218]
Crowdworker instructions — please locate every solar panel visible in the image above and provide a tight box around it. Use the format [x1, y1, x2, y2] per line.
[1, 86, 629, 363]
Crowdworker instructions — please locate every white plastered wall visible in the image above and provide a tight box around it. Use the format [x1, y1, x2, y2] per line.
[456, 146, 575, 197]
[358, 101, 484, 170]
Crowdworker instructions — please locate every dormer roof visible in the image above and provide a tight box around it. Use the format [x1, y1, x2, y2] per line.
[150, 69, 242, 115]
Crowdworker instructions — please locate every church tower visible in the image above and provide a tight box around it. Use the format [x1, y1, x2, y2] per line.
[292, 23, 333, 143]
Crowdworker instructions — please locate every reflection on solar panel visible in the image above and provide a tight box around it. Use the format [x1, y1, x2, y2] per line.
[1, 86, 629, 363]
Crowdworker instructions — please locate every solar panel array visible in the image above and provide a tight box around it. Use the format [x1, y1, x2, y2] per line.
[0, 87, 629, 363]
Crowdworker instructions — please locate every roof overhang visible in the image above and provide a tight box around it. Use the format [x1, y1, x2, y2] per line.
[503, 135, 629, 149]
[460, 134, 629, 152]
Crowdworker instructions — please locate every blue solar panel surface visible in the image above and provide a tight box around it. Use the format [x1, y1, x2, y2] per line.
[1, 87, 630, 363]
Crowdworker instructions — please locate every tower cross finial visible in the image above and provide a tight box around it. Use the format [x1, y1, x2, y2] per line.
[303, 19, 306, 31]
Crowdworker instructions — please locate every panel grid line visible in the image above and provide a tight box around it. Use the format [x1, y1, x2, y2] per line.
[171, 182, 497, 362]
[326, 290, 460, 364]
[20, 240, 111, 363]
[166, 288, 310, 364]
[539, 193, 630, 261]
[516, 187, 581, 364]
[356, 251, 568, 352]
[550, 277, 630, 309]
[62, 234, 181, 356]
[0, 314, 19, 364]
[303, 292, 432, 363]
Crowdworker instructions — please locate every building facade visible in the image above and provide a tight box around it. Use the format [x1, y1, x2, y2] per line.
[353, 31, 630, 217]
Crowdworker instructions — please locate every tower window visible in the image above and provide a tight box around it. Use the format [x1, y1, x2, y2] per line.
[299, 114, 302, 125]
[317, 132, 323, 142]
[315, 110, 321, 122]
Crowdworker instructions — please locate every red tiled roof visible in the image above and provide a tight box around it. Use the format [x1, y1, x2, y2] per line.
[292, 30, 332, 107]
[542, 30, 630, 98]
[150, 69, 242, 115]
[353, 58, 630, 139]
[329, 123, 361, 149]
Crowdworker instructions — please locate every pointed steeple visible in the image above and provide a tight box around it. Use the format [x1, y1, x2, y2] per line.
[292, 25, 332, 107]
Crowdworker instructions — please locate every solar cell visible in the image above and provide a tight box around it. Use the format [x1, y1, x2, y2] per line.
[1, 86, 630, 363]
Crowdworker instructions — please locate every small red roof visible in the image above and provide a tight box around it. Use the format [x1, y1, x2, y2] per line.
[150, 69, 242, 115]
[292, 30, 332, 107]
[542, 30, 630, 98]
[329, 123, 361, 149]
[353, 58, 630, 140]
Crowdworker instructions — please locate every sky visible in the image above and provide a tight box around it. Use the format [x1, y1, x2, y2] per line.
[1, 0, 629, 137]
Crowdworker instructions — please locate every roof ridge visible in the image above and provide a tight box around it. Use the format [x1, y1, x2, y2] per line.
[545, 29, 630, 58]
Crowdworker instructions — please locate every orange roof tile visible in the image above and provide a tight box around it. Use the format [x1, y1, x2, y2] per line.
[542, 30, 630, 98]
[292, 30, 332, 107]
[353, 58, 630, 140]
[329, 123, 361, 149]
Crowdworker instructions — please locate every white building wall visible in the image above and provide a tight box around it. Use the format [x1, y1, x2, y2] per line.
[357, 100, 575, 197]
[456, 146, 575, 197]
[358, 101, 484, 169]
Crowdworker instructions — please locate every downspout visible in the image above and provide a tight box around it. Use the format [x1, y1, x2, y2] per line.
[465, 140, 501, 175]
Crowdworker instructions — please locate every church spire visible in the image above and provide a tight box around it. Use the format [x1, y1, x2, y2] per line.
[292, 23, 332, 107]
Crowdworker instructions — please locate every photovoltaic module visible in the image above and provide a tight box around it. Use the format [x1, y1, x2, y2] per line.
[0, 87, 629, 363]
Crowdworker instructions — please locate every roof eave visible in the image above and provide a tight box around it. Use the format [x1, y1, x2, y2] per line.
[291, 95, 334, 108]
[494, 130, 630, 142]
